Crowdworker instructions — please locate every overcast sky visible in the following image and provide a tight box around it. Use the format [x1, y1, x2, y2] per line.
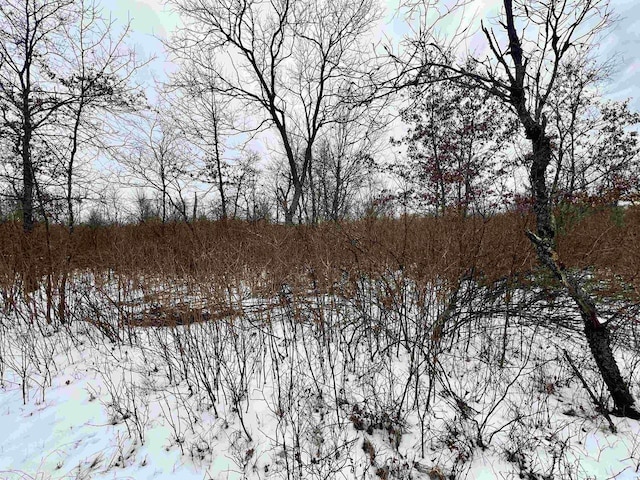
[101, 0, 640, 111]
[602, 0, 640, 109]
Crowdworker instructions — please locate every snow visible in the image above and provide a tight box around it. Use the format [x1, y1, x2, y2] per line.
[1, 280, 639, 479]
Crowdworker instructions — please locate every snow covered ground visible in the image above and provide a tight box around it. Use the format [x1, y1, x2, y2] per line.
[1, 279, 639, 479]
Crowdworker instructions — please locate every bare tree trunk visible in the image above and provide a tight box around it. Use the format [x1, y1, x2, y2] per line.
[160, 167, 167, 224]
[212, 108, 227, 219]
[332, 157, 342, 222]
[479, 0, 640, 418]
[308, 155, 318, 224]
[286, 189, 301, 225]
[285, 148, 312, 225]
[22, 107, 34, 233]
[526, 130, 640, 419]
[192, 192, 198, 221]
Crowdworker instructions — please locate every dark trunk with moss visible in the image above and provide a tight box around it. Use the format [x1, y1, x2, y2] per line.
[526, 129, 639, 419]
[497, 0, 639, 418]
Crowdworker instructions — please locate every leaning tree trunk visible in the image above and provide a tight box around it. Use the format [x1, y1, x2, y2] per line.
[526, 131, 640, 419]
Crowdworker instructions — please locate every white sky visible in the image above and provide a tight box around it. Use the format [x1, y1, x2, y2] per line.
[99, 0, 179, 90]
[101, 0, 640, 112]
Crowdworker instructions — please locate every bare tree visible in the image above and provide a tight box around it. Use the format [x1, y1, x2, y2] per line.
[119, 111, 194, 224]
[167, 67, 236, 220]
[227, 150, 266, 220]
[55, 0, 144, 232]
[310, 109, 382, 221]
[0, 0, 144, 232]
[406, 0, 640, 418]
[547, 57, 604, 200]
[168, 0, 382, 224]
[0, 0, 76, 231]
[547, 61, 640, 202]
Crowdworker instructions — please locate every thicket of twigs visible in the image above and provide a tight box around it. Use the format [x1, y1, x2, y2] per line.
[1, 206, 640, 479]
[1, 205, 639, 304]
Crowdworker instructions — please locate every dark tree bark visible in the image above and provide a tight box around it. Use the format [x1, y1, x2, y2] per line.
[0, 0, 74, 232]
[212, 109, 227, 220]
[409, 0, 638, 418]
[525, 131, 640, 419]
[1, 0, 142, 232]
[21, 115, 34, 233]
[500, 0, 639, 419]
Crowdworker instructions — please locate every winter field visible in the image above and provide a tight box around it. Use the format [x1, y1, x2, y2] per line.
[1, 213, 640, 480]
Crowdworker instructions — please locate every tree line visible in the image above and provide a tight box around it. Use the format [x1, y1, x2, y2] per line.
[1, 0, 638, 228]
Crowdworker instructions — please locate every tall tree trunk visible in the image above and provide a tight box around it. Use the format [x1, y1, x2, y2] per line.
[286, 187, 301, 225]
[22, 111, 34, 233]
[212, 108, 227, 220]
[526, 130, 640, 419]
[193, 192, 198, 221]
[332, 158, 342, 222]
[285, 151, 311, 225]
[308, 155, 318, 225]
[161, 168, 167, 224]
[498, 0, 639, 418]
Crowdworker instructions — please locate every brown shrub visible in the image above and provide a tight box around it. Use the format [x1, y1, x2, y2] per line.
[0, 206, 638, 303]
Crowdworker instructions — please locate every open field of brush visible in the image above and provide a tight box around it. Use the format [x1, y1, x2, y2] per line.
[1, 208, 640, 479]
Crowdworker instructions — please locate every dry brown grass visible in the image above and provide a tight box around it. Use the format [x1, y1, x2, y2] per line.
[1, 206, 638, 321]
